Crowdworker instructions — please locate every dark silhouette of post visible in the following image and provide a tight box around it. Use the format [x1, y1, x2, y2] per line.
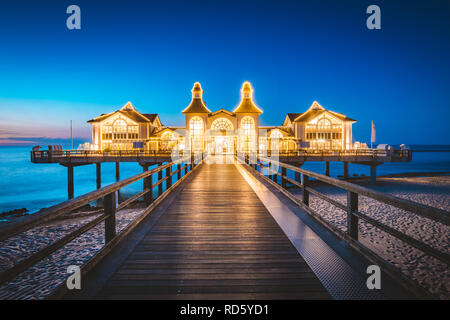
[343, 162, 349, 179]
[67, 165, 74, 199]
[96, 163, 101, 189]
[104, 192, 116, 243]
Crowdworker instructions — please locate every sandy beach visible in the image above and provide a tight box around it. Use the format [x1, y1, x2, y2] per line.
[290, 174, 450, 299]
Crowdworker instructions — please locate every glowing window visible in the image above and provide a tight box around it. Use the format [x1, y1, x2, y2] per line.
[113, 119, 127, 133]
[190, 117, 203, 137]
[241, 117, 254, 136]
[317, 118, 331, 132]
[211, 118, 233, 130]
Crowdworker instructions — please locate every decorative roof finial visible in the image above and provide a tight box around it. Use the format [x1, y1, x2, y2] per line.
[192, 82, 203, 99]
[241, 81, 253, 99]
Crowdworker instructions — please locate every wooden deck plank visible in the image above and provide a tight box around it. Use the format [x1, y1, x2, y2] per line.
[96, 164, 330, 299]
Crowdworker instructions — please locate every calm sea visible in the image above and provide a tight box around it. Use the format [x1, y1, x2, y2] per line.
[0, 145, 449, 215]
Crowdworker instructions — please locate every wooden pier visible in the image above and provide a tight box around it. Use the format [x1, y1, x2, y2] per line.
[1, 152, 445, 300]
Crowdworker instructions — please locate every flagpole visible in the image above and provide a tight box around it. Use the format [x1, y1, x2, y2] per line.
[71, 120, 73, 150]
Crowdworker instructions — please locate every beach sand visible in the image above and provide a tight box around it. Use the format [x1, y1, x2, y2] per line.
[291, 175, 450, 299]
[0, 175, 448, 299]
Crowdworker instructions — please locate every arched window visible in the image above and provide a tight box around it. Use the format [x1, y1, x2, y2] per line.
[113, 119, 127, 132]
[113, 119, 127, 140]
[241, 116, 254, 136]
[190, 117, 203, 137]
[211, 118, 233, 131]
[317, 118, 331, 132]
[317, 118, 332, 140]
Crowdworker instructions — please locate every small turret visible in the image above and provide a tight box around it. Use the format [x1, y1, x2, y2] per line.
[233, 81, 263, 113]
[182, 82, 211, 114]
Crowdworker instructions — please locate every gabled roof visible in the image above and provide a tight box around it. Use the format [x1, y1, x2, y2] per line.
[292, 101, 356, 123]
[208, 108, 236, 117]
[87, 102, 153, 124]
[150, 126, 185, 137]
[182, 82, 212, 114]
[142, 113, 159, 122]
[286, 113, 303, 122]
[233, 82, 263, 114]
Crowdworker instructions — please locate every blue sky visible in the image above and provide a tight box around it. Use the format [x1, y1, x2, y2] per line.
[0, 0, 449, 145]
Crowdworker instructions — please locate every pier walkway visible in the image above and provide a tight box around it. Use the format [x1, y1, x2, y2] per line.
[92, 163, 330, 299]
[2, 155, 447, 300]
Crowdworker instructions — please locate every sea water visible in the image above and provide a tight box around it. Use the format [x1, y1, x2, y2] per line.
[0, 145, 449, 215]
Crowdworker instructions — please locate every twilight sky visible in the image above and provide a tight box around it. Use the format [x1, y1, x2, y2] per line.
[0, 0, 449, 146]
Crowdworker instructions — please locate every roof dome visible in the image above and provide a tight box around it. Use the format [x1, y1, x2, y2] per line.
[241, 81, 253, 96]
[233, 81, 263, 114]
[192, 82, 203, 95]
[182, 82, 211, 114]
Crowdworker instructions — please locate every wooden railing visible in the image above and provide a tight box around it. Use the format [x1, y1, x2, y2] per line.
[31, 149, 176, 161]
[264, 148, 411, 159]
[239, 154, 449, 298]
[0, 154, 206, 287]
[31, 148, 412, 162]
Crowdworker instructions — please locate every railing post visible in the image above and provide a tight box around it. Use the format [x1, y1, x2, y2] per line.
[272, 164, 277, 183]
[104, 192, 116, 243]
[347, 191, 359, 240]
[268, 162, 273, 180]
[281, 166, 287, 189]
[177, 163, 181, 180]
[301, 174, 309, 206]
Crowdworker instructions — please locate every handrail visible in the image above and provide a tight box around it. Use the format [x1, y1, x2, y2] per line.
[0, 153, 205, 287]
[258, 156, 449, 226]
[239, 154, 449, 298]
[31, 148, 412, 161]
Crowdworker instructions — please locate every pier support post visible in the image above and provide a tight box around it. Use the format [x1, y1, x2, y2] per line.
[115, 162, 120, 181]
[370, 165, 377, 183]
[158, 163, 163, 196]
[166, 165, 172, 189]
[67, 165, 74, 199]
[115, 162, 120, 201]
[96, 163, 101, 189]
[142, 164, 153, 205]
[343, 162, 349, 179]
[325, 161, 330, 177]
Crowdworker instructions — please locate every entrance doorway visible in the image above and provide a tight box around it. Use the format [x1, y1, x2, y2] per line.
[207, 136, 236, 155]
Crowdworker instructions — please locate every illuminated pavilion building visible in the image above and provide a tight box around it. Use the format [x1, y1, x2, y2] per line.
[88, 82, 356, 153]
